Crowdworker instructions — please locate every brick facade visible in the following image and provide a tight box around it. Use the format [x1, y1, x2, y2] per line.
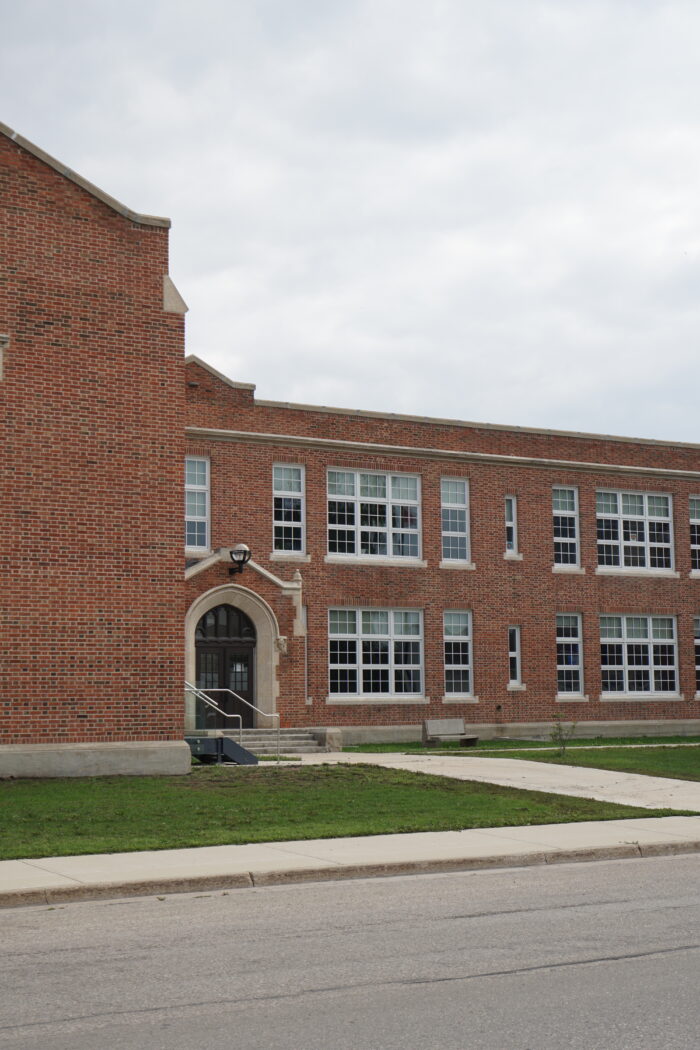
[184, 358, 700, 734]
[0, 124, 186, 767]
[3, 122, 699, 772]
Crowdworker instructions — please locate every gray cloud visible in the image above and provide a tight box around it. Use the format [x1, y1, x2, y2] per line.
[3, 0, 700, 440]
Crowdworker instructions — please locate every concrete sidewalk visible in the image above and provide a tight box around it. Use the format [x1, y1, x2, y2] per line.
[2, 753, 700, 909]
[304, 751, 700, 811]
[2, 816, 700, 909]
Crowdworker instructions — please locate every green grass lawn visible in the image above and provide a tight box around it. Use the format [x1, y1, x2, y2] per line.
[0, 764, 686, 861]
[517, 745, 700, 782]
[344, 735, 700, 754]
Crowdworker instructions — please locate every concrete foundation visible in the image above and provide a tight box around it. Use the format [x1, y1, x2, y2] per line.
[315, 719, 700, 747]
[0, 741, 192, 779]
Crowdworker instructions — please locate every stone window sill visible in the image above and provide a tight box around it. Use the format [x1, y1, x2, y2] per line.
[441, 695, 479, 704]
[506, 682, 526, 692]
[556, 694, 589, 702]
[269, 552, 311, 563]
[595, 567, 680, 579]
[503, 551, 523, 562]
[599, 693, 685, 702]
[439, 560, 476, 570]
[552, 565, 585, 575]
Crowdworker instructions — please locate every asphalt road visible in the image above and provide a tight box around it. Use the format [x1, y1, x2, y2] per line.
[1, 854, 699, 1050]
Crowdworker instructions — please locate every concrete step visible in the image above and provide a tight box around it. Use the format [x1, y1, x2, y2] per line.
[221, 728, 325, 755]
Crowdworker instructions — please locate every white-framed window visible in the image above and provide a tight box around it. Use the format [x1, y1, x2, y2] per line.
[328, 609, 423, 696]
[505, 496, 518, 554]
[553, 487, 579, 566]
[444, 611, 472, 695]
[327, 470, 421, 558]
[596, 491, 673, 570]
[185, 457, 209, 551]
[557, 614, 583, 695]
[441, 479, 470, 562]
[695, 618, 700, 695]
[273, 465, 305, 553]
[600, 615, 677, 696]
[690, 498, 700, 571]
[508, 626, 522, 686]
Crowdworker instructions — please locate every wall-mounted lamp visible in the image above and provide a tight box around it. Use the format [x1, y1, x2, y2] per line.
[229, 543, 252, 574]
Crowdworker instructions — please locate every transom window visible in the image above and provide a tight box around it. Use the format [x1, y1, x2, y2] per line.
[600, 615, 677, 695]
[553, 487, 579, 565]
[596, 491, 673, 570]
[557, 614, 583, 695]
[441, 479, 470, 561]
[273, 465, 305, 552]
[185, 457, 209, 550]
[329, 609, 423, 696]
[690, 498, 700, 571]
[444, 611, 472, 695]
[327, 470, 420, 558]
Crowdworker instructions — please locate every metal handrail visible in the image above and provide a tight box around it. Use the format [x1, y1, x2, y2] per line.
[184, 681, 281, 763]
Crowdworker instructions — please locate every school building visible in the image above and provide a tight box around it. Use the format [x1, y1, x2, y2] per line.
[3, 122, 700, 776]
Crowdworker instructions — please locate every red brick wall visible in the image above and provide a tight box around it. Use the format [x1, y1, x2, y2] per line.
[185, 361, 700, 728]
[0, 133, 185, 744]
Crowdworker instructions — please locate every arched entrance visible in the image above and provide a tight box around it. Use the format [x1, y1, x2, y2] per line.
[195, 604, 257, 728]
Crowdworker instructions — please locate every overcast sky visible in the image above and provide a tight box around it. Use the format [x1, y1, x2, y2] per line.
[3, 1, 700, 442]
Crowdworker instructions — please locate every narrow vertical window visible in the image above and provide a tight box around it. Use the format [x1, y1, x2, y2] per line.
[273, 465, 305, 553]
[185, 457, 209, 551]
[556, 614, 583, 696]
[553, 487, 579, 566]
[505, 496, 518, 554]
[695, 618, 700, 695]
[444, 612, 472, 695]
[690, 499, 700, 571]
[441, 479, 470, 562]
[508, 626, 522, 686]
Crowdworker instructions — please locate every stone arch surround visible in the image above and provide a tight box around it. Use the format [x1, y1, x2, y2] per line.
[185, 584, 282, 730]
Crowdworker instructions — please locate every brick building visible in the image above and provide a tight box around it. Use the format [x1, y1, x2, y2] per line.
[2, 122, 700, 776]
[184, 357, 700, 743]
[0, 122, 189, 775]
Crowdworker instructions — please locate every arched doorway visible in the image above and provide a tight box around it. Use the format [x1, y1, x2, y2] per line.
[195, 604, 257, 728]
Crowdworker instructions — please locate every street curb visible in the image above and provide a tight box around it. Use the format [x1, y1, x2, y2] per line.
[2, 839, 700, 909]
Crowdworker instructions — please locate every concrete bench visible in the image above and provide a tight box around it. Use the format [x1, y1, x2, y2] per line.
[422, 719, 478, 748]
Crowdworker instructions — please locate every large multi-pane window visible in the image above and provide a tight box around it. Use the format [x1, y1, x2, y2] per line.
[690, 498, 700, 571]
[185, 457, 209, 550]
[328, 609, 423, 696]
[441, 479, 470, 562]
[596, 491, 673, 570]
[695, 618, 700, 694]
[273, 465, 305, 552]
[444, 612, 472, 695]
[505, 496, 518, 554]
[556, 614, 583, 695]
[600, 615, 677, 695]
[327, 471, 420, 558]
[553, 487, 579, 565]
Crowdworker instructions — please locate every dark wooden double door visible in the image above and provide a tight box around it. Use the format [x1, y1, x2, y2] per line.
[195, 605, 256, 729]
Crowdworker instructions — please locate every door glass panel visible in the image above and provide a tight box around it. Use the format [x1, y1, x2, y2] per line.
[229, 658, 249, 693]
[197, 652, 220, 689]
